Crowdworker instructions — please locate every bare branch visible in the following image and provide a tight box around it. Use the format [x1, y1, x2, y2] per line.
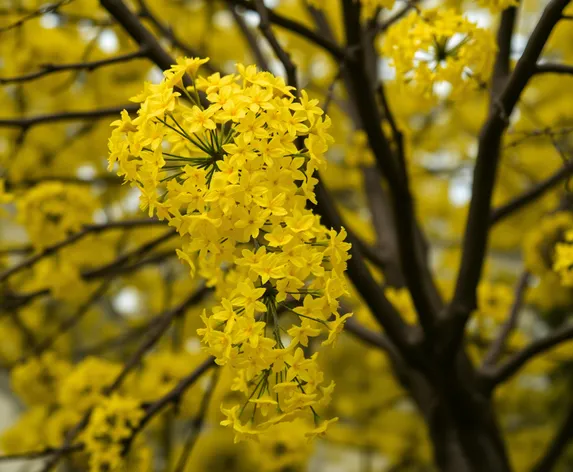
[535, 62, 573, 75]
[104, 286, 210, 393]
[341, 0, 439, 335]
[0, 219, 165, 283]
[0, 104, 138, 129]
[531, 402, 573, 471]
[227, 2, 271, 72]
[490, 161, 573, 224]
[172, 369, 220, 472]
[483, 322, 573, 388]
[40, 288, 211, 472]
[0, 444, 82, 462]
[0, 0, 73, 34]
[482, 272, 530, 366]
[122, 357, 217, 453]
[446, 0, 570, 347]
[253, 0, 297, 90]
[0, 49, 148, 85]
[227, 0, 346, 60]
[136, 0, 209, 67]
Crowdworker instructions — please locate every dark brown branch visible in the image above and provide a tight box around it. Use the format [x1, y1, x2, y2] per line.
[314, 180, 414, 358]
[135, 0, 207, 65]
[227, 0, 346, 60]
[105, 286, 210, 393]
[40, 288, 210, 472]
[490, 161, 573, 224]
[228, 2, 271, 72]
[253, 0, 297, 90]
[100, 0, 192, 88]
[4, 175, 122, 190]
[29, 279, 113, 358]
[482, 272, 530, 366]
[0, 0, 72, 33]
[374, 0, 418, 35]
[82, 229, 176, 279]
[0, 444, 83, 462]
[531, 402, 573, 472]
[535, 62, 573, 75]
[341, 0, 439, 335]
[123, 357, 217, 451]
[0, 49, 148, 85]
[0, 104, 138, 129]
[172, 370, 220, 472]
[446, 0, 569, 346]
[0, 219, 164, 283]
[483, 322, 573, 388]
[344, 316, 400, 359]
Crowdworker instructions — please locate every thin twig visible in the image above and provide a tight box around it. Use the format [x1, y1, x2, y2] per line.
[0, 49, 148, 85]
[0, 219, 164, 283]
[172, 369, 220, 472]
[483, 322, 573, 388]
[0, 104, 138, 130]
[482, 272, 530, 366]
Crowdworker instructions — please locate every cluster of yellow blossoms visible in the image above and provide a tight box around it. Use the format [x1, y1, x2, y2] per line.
[108, 58, 352, 440]
[83, 394, 145, 472]
[382, 8, 497, 99]
[16, 182, 97, 250]
[553, 230, 573, 286]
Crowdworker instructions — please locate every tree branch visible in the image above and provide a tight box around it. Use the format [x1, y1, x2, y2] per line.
[490, 161, 573, 224]
[446, 0, 570, 347]
[0, 445, 83, 462]
[227, 0, 346, 60]
[227, 1, 271, 72]
[483, 322, 573, 388]
[0, 49, 148, 85]
[253, 0, 297, 90]
[39, 288, 211, 472]
[0, 219, 164, 283]
[531, 402, 573, 472]
[535, 62, 573, 75]
[341, 0, 439, 335]
[100, 0, 192, 88]
[122, 356, 217, 453]
[0, 104, 138, 129]
[482, 272, 530, 366]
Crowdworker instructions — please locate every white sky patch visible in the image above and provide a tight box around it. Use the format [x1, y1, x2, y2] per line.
[465, 9, 492, 28]
[242, 10, 261, 28]
[124, 187, 143, 213]
[148, 66, 164, 84]
[77, 164, 96, 180]
[113, 287, 142, 317]
[98, 29, 119, 54]
[40, 12, 59, 29]
[449, 168, 473, 207]
[213, 10, 234, 29]
[185, 338, 202, 354]
[93, 208, 108, 224]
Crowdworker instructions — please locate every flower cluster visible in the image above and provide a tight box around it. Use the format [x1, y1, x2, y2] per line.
[11, 352, 71, 406]
[109, 57, 352, 440]
[382, 8, 497, 99]
[553, 229, 573, 286]
[82, 394, 144, 472]
[17, 182, 97, 250]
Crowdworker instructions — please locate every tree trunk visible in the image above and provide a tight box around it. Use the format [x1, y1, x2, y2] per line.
[395, 350, 511, 472]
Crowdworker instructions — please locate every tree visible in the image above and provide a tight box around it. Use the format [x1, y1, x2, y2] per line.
[1, 0, 573, 471]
